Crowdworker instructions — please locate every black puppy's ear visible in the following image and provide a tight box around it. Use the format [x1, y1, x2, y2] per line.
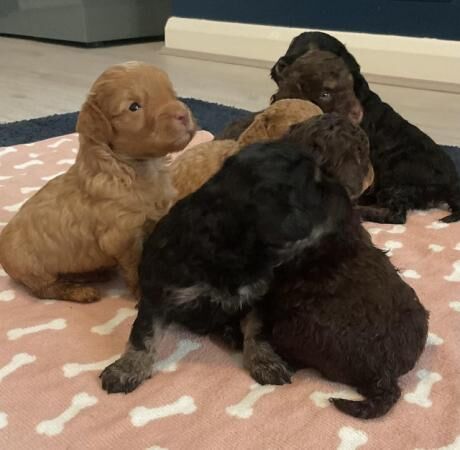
[271, 71, 303, 104]
[270, 56, 289, 83]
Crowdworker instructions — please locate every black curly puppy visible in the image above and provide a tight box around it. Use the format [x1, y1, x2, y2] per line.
[241, 120, 429, 420]
[270, 31, 460, 224]
[100, 132, 353, 394]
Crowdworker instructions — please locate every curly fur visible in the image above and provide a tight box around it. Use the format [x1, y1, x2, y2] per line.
[169, 99, 322, 200]
[242, 114, 429, 419]
[218, 51, 362, 142]
[271, 31, 460, 223]
[0, 62, 196, 302]
[100, 136, 353, 394]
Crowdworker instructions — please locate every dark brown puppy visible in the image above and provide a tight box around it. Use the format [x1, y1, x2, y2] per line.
[217, 50, 362, 141]
[271, 31, 460, 223]
[243, 114, 429, 419]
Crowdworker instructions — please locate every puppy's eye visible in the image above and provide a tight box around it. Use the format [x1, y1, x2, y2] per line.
[319, 92, 331, 101]
[129, 102, 141, 112]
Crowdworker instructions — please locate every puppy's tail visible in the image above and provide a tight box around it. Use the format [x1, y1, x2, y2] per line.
[330, 379, 401, 419]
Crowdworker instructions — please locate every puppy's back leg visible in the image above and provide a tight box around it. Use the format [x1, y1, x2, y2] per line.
[23, 273, 101, 303]
[100, 299, 163, 394]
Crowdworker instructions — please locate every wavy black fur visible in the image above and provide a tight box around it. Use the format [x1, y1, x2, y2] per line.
[271, 31, 460, 223]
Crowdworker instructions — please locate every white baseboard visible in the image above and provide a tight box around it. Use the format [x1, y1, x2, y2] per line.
[165, 17, 460, 91]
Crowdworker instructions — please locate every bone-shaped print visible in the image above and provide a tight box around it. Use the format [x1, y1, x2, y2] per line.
[310, 388, 362, 408]
[7, 318, 67, 340]
[368, 225, 406, 235]
[449, 301, 460, 312]
[146, 446, 168, 450]
[337, 426, 368, 450]
[0, 147, 17, 158]
[24, 143, 36, 147]
[426, 221, 449, 230]
[36, 392, 98, 436]
[0, 289, 15, 302]
[226, 383, 276, 419]
[383, 240, 403, 256]
[4, 199, 27, 212]
[57, 159, 75, 165]
[14, 160, 44, 170]
[41, 171, 66, 181]
[48, 138, 72, 149]
[416, 435, 460, 450]
[426, 332, 444, 347]
[62, 354, 121, 378]
[0, 175, 12, 180]
[153, 340, 201, 373]
[455, 243, 460, 251]
[404, 369, 442, 407]
[20, 186, 41, 194]
[28, 152, 38, 157]
[130, 395, 197, 427]
[444, 260, 460, 282]
[428, 244, 445, 253]
[0, 353, 36, 382]
[0, 411, 7, 429]
[91, 308, 137, 335]
[402, 269, 421, 280]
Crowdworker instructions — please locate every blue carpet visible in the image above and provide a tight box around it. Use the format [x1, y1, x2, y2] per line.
[1, 97, 459, 175]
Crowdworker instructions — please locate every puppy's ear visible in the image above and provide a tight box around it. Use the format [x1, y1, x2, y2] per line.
[76, 98, 112, 144]
[237, 116, 270, 147]
[271, 56, 289, 83]
[271, 71, 303, 104]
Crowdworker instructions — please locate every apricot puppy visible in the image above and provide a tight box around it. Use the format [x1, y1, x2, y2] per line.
[0, 61, 196, 302]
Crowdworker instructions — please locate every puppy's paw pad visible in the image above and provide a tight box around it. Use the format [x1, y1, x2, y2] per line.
[72, 287, 101, 303]
[100, 360, 145, 394]
[249, 357, 292, 386]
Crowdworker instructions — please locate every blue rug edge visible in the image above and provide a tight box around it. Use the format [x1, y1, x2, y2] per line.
[1, 97, 458, 175]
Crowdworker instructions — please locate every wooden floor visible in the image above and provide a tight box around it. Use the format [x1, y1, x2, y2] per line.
[1, 36, 460, 146]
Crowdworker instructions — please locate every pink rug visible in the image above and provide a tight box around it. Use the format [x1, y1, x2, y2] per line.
[0, 135, 459, 450]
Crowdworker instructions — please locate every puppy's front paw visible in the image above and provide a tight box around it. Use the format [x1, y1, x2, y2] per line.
[246, 346, 292, 386]
[100, 358, 149, 394]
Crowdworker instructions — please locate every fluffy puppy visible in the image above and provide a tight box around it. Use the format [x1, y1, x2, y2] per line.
[100, 133, 353, 394]
[218, 50, 362, 141]
[169, 99, 322, 200]
[0, 62, 196, 302]
[271, 31, 460, 223]
[242, 115, 429, 419]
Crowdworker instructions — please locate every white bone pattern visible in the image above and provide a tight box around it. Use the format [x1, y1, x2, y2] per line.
[0, 289, 15, 302]
[404, 369, 442, 407]
[130, 396, 197, 427]
[337, 426, 368, 450]
[0, 411, 7, 429]
[449, 301, 460, 312]
[0, 353, 36, 382]
[62, 354, 121, 378]
[426, 332, 444, 347]
[7, 318, 67, 340]
[91, 308, 137, 335]
[153, 340, 201, 372]
[310, 388, 362, 408]
[226, 383, 276, 419]
[36, 392, 98, 436]
[444, 261, 460, 282]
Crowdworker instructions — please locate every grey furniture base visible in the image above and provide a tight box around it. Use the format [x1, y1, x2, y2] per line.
[0, 0, 171, 44]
